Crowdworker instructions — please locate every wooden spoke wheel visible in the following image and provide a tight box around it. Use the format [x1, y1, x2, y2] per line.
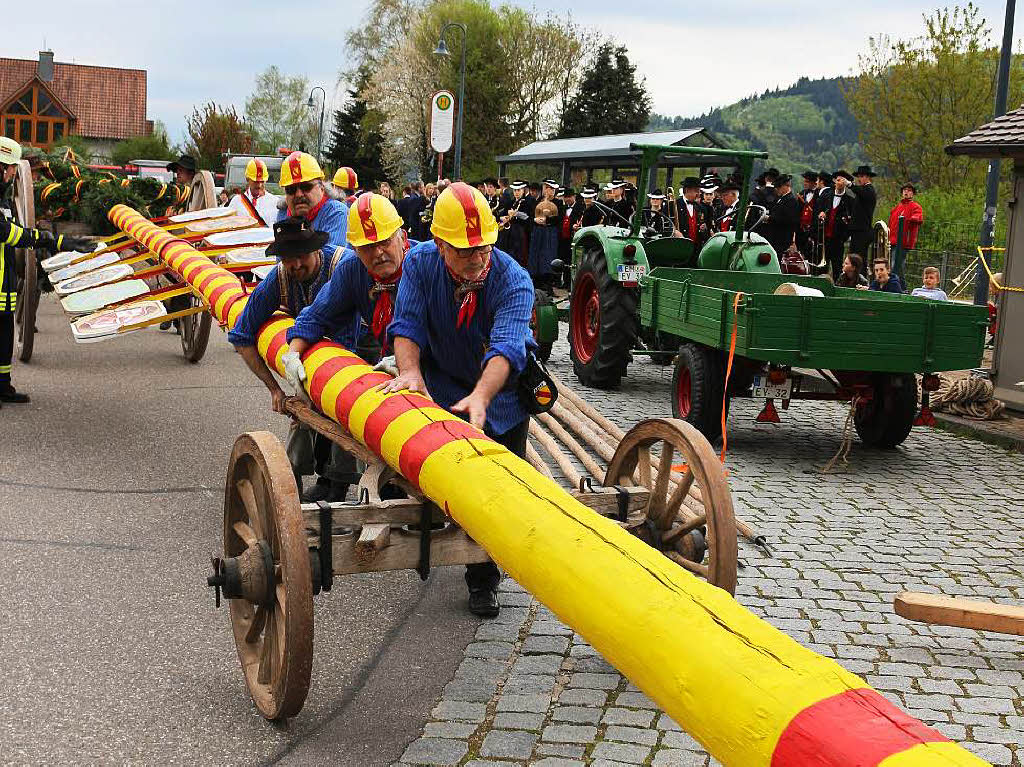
[180, 295, 212, 363]
[605, 418, 737, 595]
[15, 249, 37, 363]
[223, 431, 313, 720]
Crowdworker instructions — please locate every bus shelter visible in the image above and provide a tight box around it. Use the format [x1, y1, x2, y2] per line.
[495, 129, 728, 191]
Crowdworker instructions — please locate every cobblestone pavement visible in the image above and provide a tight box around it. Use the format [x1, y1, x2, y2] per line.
[396, 338, 1024, 767]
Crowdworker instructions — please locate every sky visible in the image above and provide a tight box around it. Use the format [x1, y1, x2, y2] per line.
[6, 0, 1019, 146]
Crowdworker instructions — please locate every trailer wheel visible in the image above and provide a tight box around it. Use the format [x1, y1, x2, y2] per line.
[671, 343, 724, 442]
[854, 373, 918, 448]
[569, 245, 637, 389]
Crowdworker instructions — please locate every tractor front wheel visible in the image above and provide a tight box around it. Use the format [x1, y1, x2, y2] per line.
[569, 245, 637, 389]
[854, 373, 918, 448]
[671, 343, 725, 443]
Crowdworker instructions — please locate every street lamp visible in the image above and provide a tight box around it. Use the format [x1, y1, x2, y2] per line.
[434, 22, 467, 180]
[306, 86, 326, 165]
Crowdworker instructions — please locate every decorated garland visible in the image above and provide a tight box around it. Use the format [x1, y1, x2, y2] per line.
[30, 147, 190, 235]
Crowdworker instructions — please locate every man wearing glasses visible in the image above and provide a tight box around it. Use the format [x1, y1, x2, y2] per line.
[382, 182, 535, 618]
[277, 151, 348, 253]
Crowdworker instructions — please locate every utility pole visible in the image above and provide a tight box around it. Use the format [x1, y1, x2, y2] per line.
[975, 0, 1016, 305]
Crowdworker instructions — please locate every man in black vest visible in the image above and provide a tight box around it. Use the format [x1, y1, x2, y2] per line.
[848, 164, 878, 263]
[763, 174, 801, 257]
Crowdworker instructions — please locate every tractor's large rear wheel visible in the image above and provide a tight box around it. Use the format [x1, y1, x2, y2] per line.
[569, 245, 637, 389]
[671, 343, 725, 443]
[854, 373, 917, 448]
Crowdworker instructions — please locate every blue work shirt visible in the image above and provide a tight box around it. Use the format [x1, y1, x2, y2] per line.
[388, 242, 536, 435]
[227, 249, 357, 348]
[287, 242, 420, 352]
[277, 196, 349, 254]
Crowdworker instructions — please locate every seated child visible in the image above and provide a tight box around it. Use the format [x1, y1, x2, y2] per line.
[910, 266, 949, 301]
[869, 259, 905, 293]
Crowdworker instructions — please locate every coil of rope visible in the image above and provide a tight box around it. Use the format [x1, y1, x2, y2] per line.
[928, 375, 1005, 420]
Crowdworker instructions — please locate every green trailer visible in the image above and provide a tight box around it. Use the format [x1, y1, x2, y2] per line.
[642, 267, 989, 447]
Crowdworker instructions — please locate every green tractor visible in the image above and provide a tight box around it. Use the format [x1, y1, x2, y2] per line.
[566, 143, 775, 389]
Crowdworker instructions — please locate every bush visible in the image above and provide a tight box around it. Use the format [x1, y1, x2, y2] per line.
[111, 133, 175, 167]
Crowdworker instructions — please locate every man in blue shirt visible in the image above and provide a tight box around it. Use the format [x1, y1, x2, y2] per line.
[277, 151, 348, 254]
[284, 193, 410, 366]
[383, 182, 536, 618]
[227, 215, 357, 502]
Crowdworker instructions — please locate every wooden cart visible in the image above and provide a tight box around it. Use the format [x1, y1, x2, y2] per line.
[207, 385, 740, 720]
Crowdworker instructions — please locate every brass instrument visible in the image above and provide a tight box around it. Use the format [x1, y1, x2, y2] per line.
[500, 195, 523, 230]
[814, 217, 827, 270]
[666, 185, 681, 233]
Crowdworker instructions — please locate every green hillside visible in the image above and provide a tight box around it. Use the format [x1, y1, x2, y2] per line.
[649, 76, 866, 175]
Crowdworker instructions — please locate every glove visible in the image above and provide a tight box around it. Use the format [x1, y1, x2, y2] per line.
[373, 355, 399, 377]
[59, 235, 95, 253]
[33, 230, 60, 254]
[514, 211, 529, 220]
[281, 350, 307, 393]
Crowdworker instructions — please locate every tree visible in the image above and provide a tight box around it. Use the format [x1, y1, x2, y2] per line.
[244, 66, 318, 155]
[110, 122, 175, 167]
[325, 68, 388, 189]
[843, 3, 1023, 190]
[183, 103, 252, 172]
[556, 43, 651, 138]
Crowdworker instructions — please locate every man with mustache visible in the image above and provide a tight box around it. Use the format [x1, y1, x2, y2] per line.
[380, 182, 536, 618]
[278, 151, 349, 253]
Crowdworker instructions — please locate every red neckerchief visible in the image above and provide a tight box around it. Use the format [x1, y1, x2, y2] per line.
[369, 265, 402, 349]
[290, 194, 328, 223]
[445, 260, 492, 329]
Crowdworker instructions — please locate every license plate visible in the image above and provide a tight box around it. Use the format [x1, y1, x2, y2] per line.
[752, 375, 792, 400]
[617, 263, 646, 283]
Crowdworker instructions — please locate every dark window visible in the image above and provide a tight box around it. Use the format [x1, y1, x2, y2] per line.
[52, 122, 64, 140]
[19, 120, 32, 142]
[36, 121, 48, 144]
[3, 119, 14, 138]
[10, 90, 33, 115]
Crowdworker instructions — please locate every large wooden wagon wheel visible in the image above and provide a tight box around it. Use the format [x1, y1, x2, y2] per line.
[13, 160, 38, 363]
[219, 431, 313, 720]
[605, 418, 738, 595]
[179, 296, 212, 363]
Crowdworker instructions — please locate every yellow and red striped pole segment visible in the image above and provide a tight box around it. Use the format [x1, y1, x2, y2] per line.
[109, 205, 989, 767]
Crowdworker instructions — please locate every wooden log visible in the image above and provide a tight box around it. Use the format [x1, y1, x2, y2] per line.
[536, 412, 605, 480]
[551, 402, 616, 463]
[894, 592, 1024, 637]
[526, 442, 555, 480]
[552, 374, 626, 440]
[529, 420, 582, 487]
[354, 523, 391, 565]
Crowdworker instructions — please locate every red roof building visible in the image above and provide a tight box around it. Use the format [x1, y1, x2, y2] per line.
[0, 51, 150, 159]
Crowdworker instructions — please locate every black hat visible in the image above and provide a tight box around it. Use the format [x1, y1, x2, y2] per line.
[562, 186, 576, 196]
[265, 215, 329, 258]
[543, 178, 559, 188]
[719, 181, 741, 193]
[776, 174, 792, 186]
[167, 154, 197, 173]
[834, 169, 854, 182]
[765, 167, 780, 181]
[817, 171, 833, 183]
[648, 188, 666, 200]
[755, 173, 766, 185]
[854, 165, 877, 177]
[510, 179, 527, 190]
[801, 170, 818, 182]
[682, 177, 700, 189]
[580, 188, 598, 199]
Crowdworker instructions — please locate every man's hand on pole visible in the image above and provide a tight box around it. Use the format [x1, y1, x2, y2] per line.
[281, 350, 307, 394]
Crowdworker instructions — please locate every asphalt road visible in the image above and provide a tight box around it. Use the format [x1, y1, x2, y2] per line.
[0, 299, 480, 766]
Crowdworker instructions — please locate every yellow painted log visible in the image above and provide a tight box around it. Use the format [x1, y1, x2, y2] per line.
[109, 204, 989, 767]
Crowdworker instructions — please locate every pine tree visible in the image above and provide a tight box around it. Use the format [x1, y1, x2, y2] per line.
[557, 44, 651, 138]
[324, 69, 387, 188]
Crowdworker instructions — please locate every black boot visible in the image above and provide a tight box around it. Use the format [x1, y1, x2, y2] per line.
[465, 561, 501, 618]
[326, 482, 349, 503]
[0, 385, 29, 403]
[301, 476, 332, 503]
[467, 588, 499, 618]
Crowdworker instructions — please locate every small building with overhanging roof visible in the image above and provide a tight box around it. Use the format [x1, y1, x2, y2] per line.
[947, 108, 1024, 411]
[496, 129, 726, 190]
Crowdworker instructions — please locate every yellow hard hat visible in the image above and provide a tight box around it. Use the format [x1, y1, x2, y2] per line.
[245, 157, 269, 182]
[347, 193, 403, 247]
[430, 182, 498, 248]
[279, 151, 324, 187]
[0, 137, 23, 165]
[332, 166, 358, 189]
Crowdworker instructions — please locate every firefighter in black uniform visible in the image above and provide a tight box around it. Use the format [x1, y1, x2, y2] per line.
[0, 138, 91, 404]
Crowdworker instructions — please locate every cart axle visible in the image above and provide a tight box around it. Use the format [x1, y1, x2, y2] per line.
[207, 540, 275, 608]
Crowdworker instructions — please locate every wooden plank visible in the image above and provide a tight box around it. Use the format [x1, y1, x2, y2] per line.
[331, 524, 490, 574]
[354, 523, 391, 565]
[894, 592, 1024, 637]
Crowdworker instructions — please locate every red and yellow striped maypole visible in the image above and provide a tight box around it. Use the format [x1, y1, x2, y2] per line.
[109, 204, 989, 767]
